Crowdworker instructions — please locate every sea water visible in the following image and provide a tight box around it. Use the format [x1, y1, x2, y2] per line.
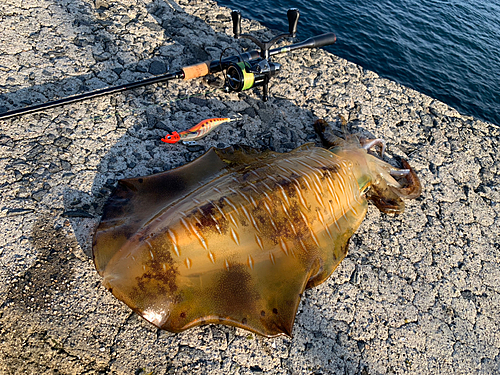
[216, 0, 500, 126]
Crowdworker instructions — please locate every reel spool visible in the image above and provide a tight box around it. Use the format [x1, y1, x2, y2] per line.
[226, 60, 281, 93]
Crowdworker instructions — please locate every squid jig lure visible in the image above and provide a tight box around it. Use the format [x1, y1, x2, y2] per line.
[161, 116, 242, 145]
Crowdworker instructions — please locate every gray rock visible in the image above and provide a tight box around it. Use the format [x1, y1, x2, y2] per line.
[148, 60, 167, 75]
[0, 1, 499, 374]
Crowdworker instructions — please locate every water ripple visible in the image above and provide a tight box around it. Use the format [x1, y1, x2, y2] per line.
[217, 0, 500, 125]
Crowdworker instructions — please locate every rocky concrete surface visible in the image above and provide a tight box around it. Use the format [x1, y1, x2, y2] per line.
[1, 0, 499, 374]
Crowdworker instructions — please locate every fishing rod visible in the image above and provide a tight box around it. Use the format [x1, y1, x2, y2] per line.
[0, 9, 336, 120]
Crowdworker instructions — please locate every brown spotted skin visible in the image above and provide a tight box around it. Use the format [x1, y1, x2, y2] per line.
[93, 141, 420, 337]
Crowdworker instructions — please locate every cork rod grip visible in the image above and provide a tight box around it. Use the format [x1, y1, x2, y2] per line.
[182, 61, 210, 80]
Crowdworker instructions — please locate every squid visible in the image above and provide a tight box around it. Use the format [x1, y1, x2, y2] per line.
[93, 119, 421, 337]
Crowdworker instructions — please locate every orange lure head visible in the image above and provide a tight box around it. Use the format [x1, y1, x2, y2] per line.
[161, 131, 181, 144]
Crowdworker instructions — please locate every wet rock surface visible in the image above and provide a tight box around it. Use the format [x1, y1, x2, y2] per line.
[1, 0, 499, 374]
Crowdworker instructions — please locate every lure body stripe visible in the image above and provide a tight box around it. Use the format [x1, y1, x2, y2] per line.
[161, 117, 240, 143]
[180, 118, 231, 141]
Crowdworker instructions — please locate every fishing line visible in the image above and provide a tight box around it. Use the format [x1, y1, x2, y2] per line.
[219, 47, 250, 87]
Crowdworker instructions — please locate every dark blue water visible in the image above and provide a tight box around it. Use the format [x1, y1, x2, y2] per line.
[216, 0, 500, 126]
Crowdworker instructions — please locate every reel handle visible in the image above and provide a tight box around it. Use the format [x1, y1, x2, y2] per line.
[287, 9, 300, 37]
[231, 10, 242, 37]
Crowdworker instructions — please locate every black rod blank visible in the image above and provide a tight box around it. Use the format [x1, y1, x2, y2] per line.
[0, 33, 336, 120]
[0, 71, 184, 120]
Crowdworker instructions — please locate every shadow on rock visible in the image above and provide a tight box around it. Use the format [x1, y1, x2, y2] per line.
[2, 214, 78, 312]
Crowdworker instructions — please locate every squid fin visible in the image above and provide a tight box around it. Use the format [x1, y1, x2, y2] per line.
[93, 148, 231, 273]
[214, 143, 315, 166]
[163, 258, 323, 338]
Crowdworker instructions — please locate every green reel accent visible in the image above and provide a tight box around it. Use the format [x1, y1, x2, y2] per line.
[236, 62, 255, 91]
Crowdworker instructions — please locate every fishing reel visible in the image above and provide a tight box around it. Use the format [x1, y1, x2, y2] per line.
[0, 7, 336, 120]
[225, 60, 281, 96]
[225, 9, 300, 101]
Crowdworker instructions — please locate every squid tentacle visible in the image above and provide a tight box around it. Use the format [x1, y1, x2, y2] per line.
[390, 159, 421, 199]
[360, 138, 386, 157]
